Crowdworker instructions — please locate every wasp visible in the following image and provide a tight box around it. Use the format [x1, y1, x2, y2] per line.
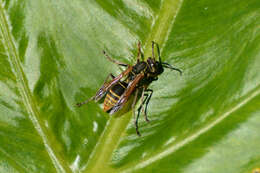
[76, 41, 182, 136]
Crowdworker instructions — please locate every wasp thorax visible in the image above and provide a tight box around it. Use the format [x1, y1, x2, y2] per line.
[132, 61, 147, 74]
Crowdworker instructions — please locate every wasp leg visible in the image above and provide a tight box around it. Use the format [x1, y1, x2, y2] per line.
[132, 89, 139, 118]
[135, 94, 149, 136]
[135, 109, 141, 136]
[103, 50, 128, 67]
[143, 89, 153, 122]
[141, 94, 149, 121]
[136, 105, 142, 136]
[76, 96, 95, 107]
[137, 87, 149, 122]
[132, 89, 141, 136]
[137, 41, 144, 62]
[137, 93, 148, 121]
[76, 73, 115, 107]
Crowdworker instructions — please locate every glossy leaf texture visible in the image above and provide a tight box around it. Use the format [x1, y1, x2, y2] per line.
[0, 0, 260, 172]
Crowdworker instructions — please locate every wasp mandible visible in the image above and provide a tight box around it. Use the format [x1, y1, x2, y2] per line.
[76, 41, 182, 136]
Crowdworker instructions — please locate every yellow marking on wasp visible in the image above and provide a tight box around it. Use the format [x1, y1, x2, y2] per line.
[118, 82, 126, 89]
[109, 90, 120, 99]
[106, 95, 117, 104]
[130, 71, 136, 76]
[104, 100, 113, 108]
[104, 99, 115, 105]
[104, 101, 115, 110]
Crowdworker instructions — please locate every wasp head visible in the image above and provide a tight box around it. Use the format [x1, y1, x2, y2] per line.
[146, 57, 164, 75]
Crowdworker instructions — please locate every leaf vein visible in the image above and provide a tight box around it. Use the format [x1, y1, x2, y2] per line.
[0, 2, 71, 173]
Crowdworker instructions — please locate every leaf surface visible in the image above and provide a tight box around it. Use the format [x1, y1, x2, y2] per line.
[0, 0, 260, 172]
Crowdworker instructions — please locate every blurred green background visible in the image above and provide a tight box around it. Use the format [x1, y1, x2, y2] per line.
[0, 0, 260, 172]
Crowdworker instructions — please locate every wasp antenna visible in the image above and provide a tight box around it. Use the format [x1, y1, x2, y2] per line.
[151, 41, 155, 59]
[153, 41, 162, 63]
[162, 63, 182, 76]
[173, 67, 182, 76]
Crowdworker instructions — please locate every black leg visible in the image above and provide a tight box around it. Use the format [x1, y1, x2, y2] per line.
[133, 88, 142, 136]
[137, 93, 149, 122]
[135, 89, 152, 135]
[131, 89, 140, 135]
[137, 87, 147, 121]
[144, 89, 153, 119]
[135, 105, 142, 136]
[103, 50, 128, 67]
[136, 105, 142, 136]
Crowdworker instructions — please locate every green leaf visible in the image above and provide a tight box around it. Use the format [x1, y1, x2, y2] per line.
[0, 0, 260, 172]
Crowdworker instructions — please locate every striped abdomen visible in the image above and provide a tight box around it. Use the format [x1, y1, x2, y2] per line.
[103, 81, 128, 113]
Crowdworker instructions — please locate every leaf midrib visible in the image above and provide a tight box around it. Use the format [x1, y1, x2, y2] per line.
[0, 2, 71, 173]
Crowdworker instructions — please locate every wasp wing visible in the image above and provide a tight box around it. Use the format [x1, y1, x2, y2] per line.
[94, 66, 133, 101]
[109, 73, 144, 114]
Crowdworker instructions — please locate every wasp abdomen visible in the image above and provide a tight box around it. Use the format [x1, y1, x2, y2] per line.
[103, 81, 128, 112]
